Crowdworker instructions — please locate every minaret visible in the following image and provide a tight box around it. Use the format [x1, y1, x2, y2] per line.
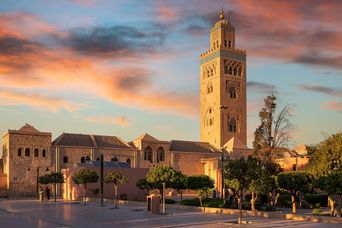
[199, 9, 247, 148]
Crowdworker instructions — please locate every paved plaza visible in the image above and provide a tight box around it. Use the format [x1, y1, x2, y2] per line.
[0, 199, 340, 228]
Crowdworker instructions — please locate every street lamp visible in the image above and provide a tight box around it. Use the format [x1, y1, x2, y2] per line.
[220, 105, 228, 201]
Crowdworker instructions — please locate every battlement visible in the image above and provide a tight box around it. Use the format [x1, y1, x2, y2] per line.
[200, 46, 246, 59]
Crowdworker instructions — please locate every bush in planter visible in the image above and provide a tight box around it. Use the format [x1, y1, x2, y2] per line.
[304, 194, 328, 207]
[120, 193, 128, 200]
[241, 202, 251, 210]
[165, 199, 176, 204]
[312, 208, 323, 215]
[181, 198, 200, 206]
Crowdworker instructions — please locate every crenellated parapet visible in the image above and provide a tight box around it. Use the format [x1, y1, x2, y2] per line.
[200, 46, 246, 59]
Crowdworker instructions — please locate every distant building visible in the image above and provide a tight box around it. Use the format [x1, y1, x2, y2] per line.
[0, 10, 252, 198]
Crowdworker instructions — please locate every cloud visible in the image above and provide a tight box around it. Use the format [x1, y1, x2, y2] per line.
[0, 91, 80, 112]
[247, 81, 274, 93]
[0, 12, 198, 118]
[85, 116, 130, 127]
[296, 84, 342, 97]
[62, 25, 166, 56]
[323, 101, 342, 113]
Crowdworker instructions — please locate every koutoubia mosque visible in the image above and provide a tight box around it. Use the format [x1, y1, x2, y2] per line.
[0, 10, 304, 198]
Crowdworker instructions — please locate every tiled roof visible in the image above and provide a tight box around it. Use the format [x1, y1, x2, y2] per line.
[133, 133, 158, 141]
[93, 135, 131, 149]
[18, 123, 40, 133]
[77, 161, 131, 168]
[169, 140, 220, 153]
[52, 133, 131, 149]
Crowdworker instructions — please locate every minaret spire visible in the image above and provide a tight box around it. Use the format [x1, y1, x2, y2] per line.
[219, 8, 225, 20]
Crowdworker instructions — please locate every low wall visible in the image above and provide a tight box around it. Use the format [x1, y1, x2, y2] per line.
[63, 167, 149, 202]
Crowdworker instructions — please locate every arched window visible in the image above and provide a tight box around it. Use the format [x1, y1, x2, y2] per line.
[207, 70, 210, 78]
[127, 158, 131, 165]
[42, 149, 46, 157]
[209, 118, 213, 126]
[224, 40, 227, 47]
[18, 148, 22, 157]
[224, 63, 228, 74]
[237, 66, 241, 76]
[25, 148, 30, 157]
[210, 68, 214, 77]
[228, 67, 232, 75]
[144, 147, 153, 163]
[96, 157, 100, 161]
[229, 87, 237, 99]
[34, 148, 39, 157]
[228, 118, 237, 133]
[157, 147, 165, 162]
[233, 67, 237, 76]
[81, 157, 85, 163]
[63, 156, 68, 163]
[229, 40, 232, 48]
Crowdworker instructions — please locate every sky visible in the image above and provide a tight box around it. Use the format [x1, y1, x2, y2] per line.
[0, 0, 341, 149]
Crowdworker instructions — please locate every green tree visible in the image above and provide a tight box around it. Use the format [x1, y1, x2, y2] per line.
[39, 172, 64, 202]
[136, 179, 153, 196]
[253, 93, 293, 162]
[172, 171, 187, 201]
[277, 171, 313, 214]
[225, 178, 239, 208]
[104, 171, 129, 208]
[307, 133, 342, 178]
[187, 175, 214, 190]
[224, 156, 261, 223]
[146, 165, 176, 215]
[196, 187, 213, 207]
[316, 173, 342, 217]
[72, 168, 99, 205]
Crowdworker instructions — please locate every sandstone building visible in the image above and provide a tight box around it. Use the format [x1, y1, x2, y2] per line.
[0, 10, 252, 197]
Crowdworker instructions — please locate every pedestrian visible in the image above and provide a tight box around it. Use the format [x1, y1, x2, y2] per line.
[45, 186, 51, 201]
[212, 188, 216, 199]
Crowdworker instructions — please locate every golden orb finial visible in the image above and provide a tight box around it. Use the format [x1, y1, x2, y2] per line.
[219, 8, 224, 20]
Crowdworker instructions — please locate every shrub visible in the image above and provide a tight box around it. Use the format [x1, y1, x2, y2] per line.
[181, 198, 200, 206]
[120, 193, 128, 200]
[180, 198, 231, 208]
[304, 194, 328, 208]
[312, 208, 323, 216]
[278, 194, 293, 208]
[241, 202, 251, 210]
[165, 199, 176, 204]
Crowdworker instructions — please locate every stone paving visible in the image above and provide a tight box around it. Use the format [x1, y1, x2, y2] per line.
[0, 199, 340, 228]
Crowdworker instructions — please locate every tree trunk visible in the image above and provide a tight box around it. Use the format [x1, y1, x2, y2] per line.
[180, 190, 183, 201]
[54, 183, 57, 202]
[199, 197, 203, 207]
[238, 190, 243, 224]
[335, 195, 341, 218]
[291, 192, 296, 214]
[251, 191, 256, 212]
[114, 185, 118, 208]
[162, 182, 166, 215]
[329, 195, 335, 216]
[84, 183, 87, 205]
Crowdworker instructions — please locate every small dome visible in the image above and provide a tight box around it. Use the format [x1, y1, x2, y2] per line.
[213, 9, 231, 29]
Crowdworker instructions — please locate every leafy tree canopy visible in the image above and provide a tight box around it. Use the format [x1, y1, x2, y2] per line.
[187, 175, 214, 190]
[307, 133, 342, 178]
[72, 168, 99, 185]
[104, 172, 128, 185]
[277, 171, 313, 193]
[146, 165, 176, 187]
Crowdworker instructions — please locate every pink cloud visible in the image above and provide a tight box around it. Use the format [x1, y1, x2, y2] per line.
[324, 101, 342, 112]
[85, 116, 130, 127]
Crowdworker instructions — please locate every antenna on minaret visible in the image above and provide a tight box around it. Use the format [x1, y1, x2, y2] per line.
[228, 10, 234, 23]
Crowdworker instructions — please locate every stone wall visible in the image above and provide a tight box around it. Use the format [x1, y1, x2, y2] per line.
[3, 131, 52, 197]
[171, 152, 220, 176]
[63, 167, 149, 202]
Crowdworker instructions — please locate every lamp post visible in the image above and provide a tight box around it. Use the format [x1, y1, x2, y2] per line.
[220, 105, 228, 201]
[28, 166, 50, 200]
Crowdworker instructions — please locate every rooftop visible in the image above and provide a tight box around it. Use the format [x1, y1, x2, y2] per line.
[169, 140, 220, 153]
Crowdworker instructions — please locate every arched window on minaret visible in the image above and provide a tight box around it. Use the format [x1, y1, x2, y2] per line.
[224, 40, 227, 47]
[224, 60, 228, 74]
[237, 65, 241, 76]
[210, 68, 214, 77]
[229, 66, 233, 75]
[233, 66, 237, 76]
[228, 40, 232, 48]
[229, 87, 237, 99]
[228, 117, 237, 132]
